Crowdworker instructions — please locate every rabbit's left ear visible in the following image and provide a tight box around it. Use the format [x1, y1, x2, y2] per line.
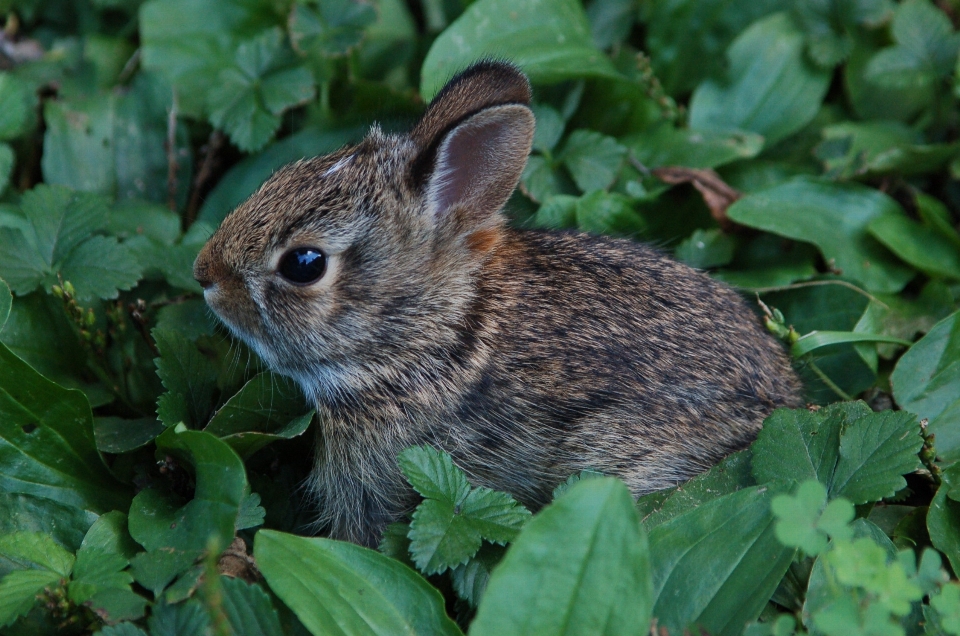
[410, 62, 534, 226]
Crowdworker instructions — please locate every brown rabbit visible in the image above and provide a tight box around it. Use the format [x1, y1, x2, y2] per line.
[193, 61, 802, 547]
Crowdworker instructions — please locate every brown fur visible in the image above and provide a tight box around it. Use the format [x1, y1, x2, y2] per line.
[194, 61, 802, 547]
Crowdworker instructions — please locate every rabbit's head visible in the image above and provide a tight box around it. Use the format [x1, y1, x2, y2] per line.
[193, 61, 534, 406]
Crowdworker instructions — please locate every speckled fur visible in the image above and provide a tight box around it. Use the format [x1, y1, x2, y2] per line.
[194, 61, 802, 547]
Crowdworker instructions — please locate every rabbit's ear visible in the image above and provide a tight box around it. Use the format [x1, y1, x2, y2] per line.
[410, 61, 534, 227]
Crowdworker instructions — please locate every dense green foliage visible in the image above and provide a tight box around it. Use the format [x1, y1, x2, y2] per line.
[1, 0, 960, 633]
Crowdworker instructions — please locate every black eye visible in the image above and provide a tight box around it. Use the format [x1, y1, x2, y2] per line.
[278, 247, 327, 284]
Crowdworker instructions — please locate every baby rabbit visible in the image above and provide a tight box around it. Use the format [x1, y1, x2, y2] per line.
[194, 61, 803, 547]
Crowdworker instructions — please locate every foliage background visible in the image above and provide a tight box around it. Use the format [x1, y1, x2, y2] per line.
[1, 0, 960, 634]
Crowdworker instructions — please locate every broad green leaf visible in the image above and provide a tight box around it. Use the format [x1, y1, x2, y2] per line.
[79, 512, 140, 562]
[521, 156, 568, 204]
[128, 428, 246, 553]
[865, 0, 960, 90]
[0, 143, 13, 198]
[575, 190, 645, 236]
[289, 0, 378, 58]
[727, 177, 915, 293]
[817, 121, 959, 179]
[531, 104, 565, 153]
[204, 372, 313, 459]
[0, 339, 130, 513]
[917, 193, 960, 249]
[844, 29, 932, 122]
[207, 28, 315, 152]
[928, 467, 960, 575]
[129, 548, 200, 597]
[790, 0, 894, 68]
[675, 228, 736, 269]
[0, 532, 75, 576]
[891, 310, 960, 458]
[689, 13, 832, 147]
[639, 449, 755, 530]
[715, 235, 818, 289]
[649, 484, 795, 636]
[153, 329, 218, 429]
[94, 417, 166, 454]
[0, 493, 97, 554]
[533, 194, 578, 229]
[830, 410, 922, 504]
[255, 530, 462, 636]
[220, 575, 284, 636]
[869, 214, 960, 281]
[0, 278, 9, 329]
[420, 0, 620, 100]
[626, 125, 764, 173]
[0, 73, 32, 141]
[99, 624, 149, 636]
[560, 129, 627, 192]
[642, 0, 782, 94]
[751, 406, 845, 487]
[931, 585, 960, 636]
[471, 478, 652, 636]
[58, 236, 142, 301]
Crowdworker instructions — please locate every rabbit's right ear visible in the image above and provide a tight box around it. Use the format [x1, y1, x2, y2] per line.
[410, 62, 534, 233]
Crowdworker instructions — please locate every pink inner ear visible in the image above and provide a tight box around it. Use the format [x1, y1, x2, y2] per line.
[430, 119, 503, 214]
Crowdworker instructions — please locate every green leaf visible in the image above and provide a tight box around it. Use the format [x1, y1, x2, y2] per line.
[0, 532, 75, 576]
[254, 530, 462, 636]
[220, 575, 285, 636]
[236, 492, 266, 531]
[829, 410, 922, 504]
[649, 484, 796, 636]
[399, 446, 529, 574]
[449, 542, 504, 608]
[128, 428, 246, 553]
[99, 623, 149, 636]
[129, 548, 200, 596]
[891, 310, 960, 458]
[931, 584, 960, 636]
[289, 0, 378, 58]
[531, 104, 565, 153]
[869, 214, 960, 281]
[727, 177, 915, 293]
[626, 125, 764, 172]
[0, 493, 97, 554]
[639, 449, 756, 530]
[153, 329, 218, 429]
[420, 0, 620, 99]
[94, 417, 166, 454]
[58, 235, 142, 301]
[817, 121, 959, 179]
[575, 190, 645, 236]
[791, 330, 913, 357]
[207, 28, 315, 152]
[0, 338, 130, 513]
[0, 278, 10, 330]
[751, 406, 845, 487]
[0, 143, 13, 198]
[0, 73, 32, 141]
[865, 0, 960, 90]
[689, 13, 832, 147]
[80, 512, 140, 562]
[204, 372, 313, 459]
[533, 194, 579, 229]
[772, 480, 852, 555]
[928, 468, 960, 576]
[68, 547, 132, 606]
[675, 228, 736, 269]
[560, 129, 627, 192]
[147, 598, 213, 636]
[471, 478, 652, 636]
[0, 569, 62, 628]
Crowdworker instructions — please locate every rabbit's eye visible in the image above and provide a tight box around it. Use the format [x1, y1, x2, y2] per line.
[278, 247, 327, 284]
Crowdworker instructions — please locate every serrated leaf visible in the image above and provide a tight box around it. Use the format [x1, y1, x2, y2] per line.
[771, 480, 854, 556]
[129, 548, 200, 596]
[533, 194, 578, 229]
[153, 329, 218, 429]
[68, 547, 132, 605]
[220, 575, 284, 636]
[398, 445, 470, 503]
[236, 492, 266, 531]
[0, 569, 62, 627]
[59, 235, 142, 301]
[147, 598, 212, 636]
[450, 542, 504, 608]
[471, 478, 651, 636]
[560, 129, 627, 192]
[0, 493, 97, 554]
[751, 406, 844, 486]
[0, 532, 75, 575]
[689, 13, 832, 147]
[575, 190, 645, 236]
[207, 28, 315, 152]
[289, 0, 377, 58]
[98, 623, 149, 636]
[255, 530, 462, 636]
[866, 0, 960, 89]
[726, 176, 915, 293]
[829, 410, 922, 504]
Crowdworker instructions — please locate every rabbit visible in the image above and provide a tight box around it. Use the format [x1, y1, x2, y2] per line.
[193, 60, 803, 547]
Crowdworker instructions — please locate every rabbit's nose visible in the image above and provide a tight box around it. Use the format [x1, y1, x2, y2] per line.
[193, 245, 226, 290]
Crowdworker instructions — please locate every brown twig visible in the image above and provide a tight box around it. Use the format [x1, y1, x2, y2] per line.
[184, 130, 225, 229]
[651, 166, 742, 231]
[128, 299, 159, 357]
[165, 89, 179, 212]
